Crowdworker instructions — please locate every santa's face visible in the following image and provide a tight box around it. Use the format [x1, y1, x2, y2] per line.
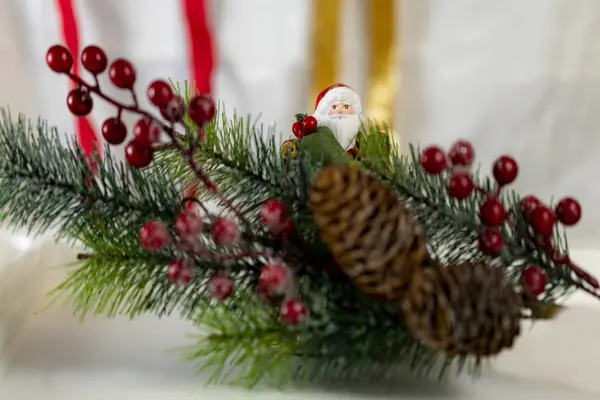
[318, 101, 361, 150]
[328, 101, 356, 116]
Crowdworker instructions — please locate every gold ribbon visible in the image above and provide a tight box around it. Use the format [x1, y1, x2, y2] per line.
[365, 0, 398, 131]
[308, 0, 398, 138]
[308, 0, 341, 110]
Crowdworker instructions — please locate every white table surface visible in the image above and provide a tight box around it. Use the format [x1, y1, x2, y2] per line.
[1, 231, 600, 399]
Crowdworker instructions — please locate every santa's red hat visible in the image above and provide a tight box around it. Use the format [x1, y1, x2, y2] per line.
[314, 83, 362, 116]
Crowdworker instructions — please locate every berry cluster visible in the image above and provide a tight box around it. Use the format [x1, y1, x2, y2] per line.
[46, 44, 216, 169]
[139, 210, 239, 290]
[291, 115, 318, 140]
[420, 140, 589, 298]
[138, 199, 307, 324]
[47, 44, 308, 325]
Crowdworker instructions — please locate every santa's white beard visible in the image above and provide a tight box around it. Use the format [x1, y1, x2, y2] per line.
[317, 114, 361, 150]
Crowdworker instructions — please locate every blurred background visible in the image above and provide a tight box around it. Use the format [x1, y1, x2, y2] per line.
[1, 0, 600, 249]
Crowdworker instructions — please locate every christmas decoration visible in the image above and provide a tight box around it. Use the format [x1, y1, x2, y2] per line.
[147, 80, 174, 108]
[139, 221, 171, 252]
[212, 217, 241, 246]
[311, 83, 362, 150]
[310, 164, 431, 301]
[280, 298, 309, 325]
[521, 265, 547, 298]
[188, 94, 216, 126]
[259, 263, 289, 297]
[556, 197, 582, 226]
[109, 58, 136, 89]
[125, 140, 153, 168]
[167, 259, 195, 286]
[448, 140, 475, 167]
[292, 121, 302, 140]
[133, 118, 161, 147]
[175, 212, 203, 239]
[401, 262, 522, 358]
[101, 117, 127, 145]
[448, 172, 475, 200]
[0, 43, 598, 389]
[66, 88, 93, 117]
[209, 272, 235, 300]
[80, 45, 108, 75]
[46, 45, 73, 73]
[420, 146, 447, 174]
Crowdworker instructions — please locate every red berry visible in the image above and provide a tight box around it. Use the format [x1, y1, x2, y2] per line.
[209, 273, 234, 300]
[259, 263, 289, 296]
[280, 298, 309, 325]
[160, 95, 186, 123]
[301, 116, 318, 135]
[147, 80, 173, 108]
[167, 259, 194, 286]
[109, 58, 136, 89]
[346, 147, 358, 159]
[133, 118, 161, 147]
[555, 197, 582, 226]
[81, 45, 108, 74]
[492, 155, 519, 186]
[175, 212, 203, 239]
[183, 184, 201, 214]
[257, 281, 278, 303]
[188, 94, 216, 126]
[448, 172, 475, 200]
[479, 197, 506, 227]
[292, 121, 302, 140]
[212, 217, 240, 246]
[478, 228, 504, 256]
[529, 206, 556, 237]
[420, 146, 447, 175]
[66, 88, 94, 117]
[140, 220, 171, 252]
[448, 140, 475, 167]
[46, 45, 73, 73]
[521, 265, 547, 297]
[101, 117, 127, 145]
[260, 200, 288, 234]
[125, 140, 153, 168]
[278, 220, 295, 237]
[520, 195, 541, 219]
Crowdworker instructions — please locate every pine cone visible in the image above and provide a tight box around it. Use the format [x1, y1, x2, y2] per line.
[401, 262, 522, 358]
[309, 164, 432, 301]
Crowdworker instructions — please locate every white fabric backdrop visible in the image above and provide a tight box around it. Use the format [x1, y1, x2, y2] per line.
[1, 0, 600, 247]
[401, 0, 600, 248]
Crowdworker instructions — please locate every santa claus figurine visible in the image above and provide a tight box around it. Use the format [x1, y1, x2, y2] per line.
[282, 83, 365, 164]
[312, 83, 363, 150]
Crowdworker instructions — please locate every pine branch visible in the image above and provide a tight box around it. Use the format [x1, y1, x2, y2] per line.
[0, 110, 181, 237]
[54, 216, 266, 320]
[178, 294, 297, 388]
[369, 144, 580, 302]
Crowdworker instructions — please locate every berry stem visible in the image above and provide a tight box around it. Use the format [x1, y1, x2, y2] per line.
[129, 88, 139, 108]
[76, 252, 93, 260]
[537, 238, 600, 289]
[175, 236, 269, 263]
[66, 72, 251, 227]
[181, 196, 211, 218]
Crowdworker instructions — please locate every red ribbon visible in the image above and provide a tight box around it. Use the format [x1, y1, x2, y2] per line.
[55, 0, 101, 171]
[182, 0, 215, 95]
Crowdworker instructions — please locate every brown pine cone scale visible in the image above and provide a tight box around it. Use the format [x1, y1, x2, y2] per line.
[401, 262, 523, 358]
[309, 164, 433, 301]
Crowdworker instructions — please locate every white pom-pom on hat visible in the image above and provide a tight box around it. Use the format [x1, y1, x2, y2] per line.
[313, 83, 362, 117]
